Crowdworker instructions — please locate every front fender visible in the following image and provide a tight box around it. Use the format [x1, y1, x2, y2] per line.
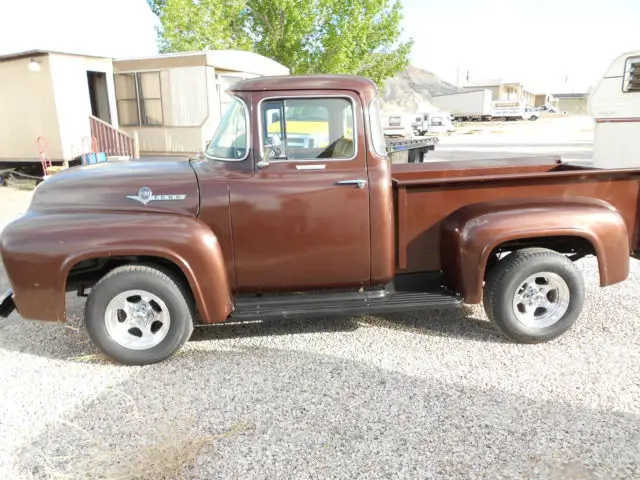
[441, 197, 630, 303]
[0, 212, 233, 323]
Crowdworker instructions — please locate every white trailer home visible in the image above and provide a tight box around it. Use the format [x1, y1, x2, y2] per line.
[589, 50, 640, 168]
[0, 49, 289, 168]
[112, 50, 289, 156]
[0, 50, 119, 166]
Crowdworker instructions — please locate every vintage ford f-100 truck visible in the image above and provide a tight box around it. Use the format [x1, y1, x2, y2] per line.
[1, 75, 639, 365]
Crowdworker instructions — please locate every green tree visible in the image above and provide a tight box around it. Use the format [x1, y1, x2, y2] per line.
[147, 0, 413, 86]
[148, 0, 251, 52]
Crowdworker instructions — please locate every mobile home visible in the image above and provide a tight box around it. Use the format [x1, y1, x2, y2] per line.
[112, 50, 289, 155]
[0, 49, 289, 167]
[589, 50, 640, 168]
[0, 50, 118, 165]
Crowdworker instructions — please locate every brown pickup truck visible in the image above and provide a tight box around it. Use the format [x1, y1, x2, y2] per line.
[1, 75, 639, 365]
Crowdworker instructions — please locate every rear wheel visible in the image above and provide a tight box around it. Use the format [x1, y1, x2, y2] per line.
[84, 265, 194, 365]
[483, 248, 584, 343]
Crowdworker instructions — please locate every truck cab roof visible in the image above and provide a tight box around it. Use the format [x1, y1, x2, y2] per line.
[230, 74, 378, 95]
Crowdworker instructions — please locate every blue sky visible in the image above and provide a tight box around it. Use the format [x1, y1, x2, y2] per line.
[1, 0, 638, 93]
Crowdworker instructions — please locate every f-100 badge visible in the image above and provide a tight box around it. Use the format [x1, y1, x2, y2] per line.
[126, 187, 187, 205]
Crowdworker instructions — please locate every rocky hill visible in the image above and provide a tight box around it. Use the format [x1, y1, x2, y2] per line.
[381, 65, 461, 113]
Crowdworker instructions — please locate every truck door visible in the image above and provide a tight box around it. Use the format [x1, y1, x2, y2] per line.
[229, 91, 371, 291]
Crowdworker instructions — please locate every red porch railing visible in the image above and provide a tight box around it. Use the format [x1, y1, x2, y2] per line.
[89, 116, 138, 159]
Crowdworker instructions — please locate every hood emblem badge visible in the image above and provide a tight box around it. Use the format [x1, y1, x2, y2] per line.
[126, 187, 187, 206]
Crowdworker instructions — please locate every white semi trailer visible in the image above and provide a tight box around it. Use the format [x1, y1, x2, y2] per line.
[431, 90, 493, 121]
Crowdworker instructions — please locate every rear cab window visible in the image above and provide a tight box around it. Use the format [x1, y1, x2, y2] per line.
[368, 97, 388, 157]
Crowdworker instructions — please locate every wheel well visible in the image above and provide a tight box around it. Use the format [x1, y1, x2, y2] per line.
[65, 255, 193, 301]
[484, 236, 596, 280]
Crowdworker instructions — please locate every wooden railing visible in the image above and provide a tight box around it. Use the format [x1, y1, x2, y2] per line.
[89, 116, 138, 159]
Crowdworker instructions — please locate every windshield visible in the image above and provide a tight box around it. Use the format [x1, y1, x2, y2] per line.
[205, 98, 248, 161]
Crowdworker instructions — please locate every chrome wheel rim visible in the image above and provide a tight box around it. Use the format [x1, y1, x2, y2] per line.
[104, 290, 170, 350]
[512, 272, 570, 329]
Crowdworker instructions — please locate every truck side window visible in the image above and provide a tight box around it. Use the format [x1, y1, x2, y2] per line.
[261, 97, 356, 160]
[205, 97, 248, 161]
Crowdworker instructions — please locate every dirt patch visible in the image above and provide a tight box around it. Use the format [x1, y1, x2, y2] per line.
[0, 187, 33, 232]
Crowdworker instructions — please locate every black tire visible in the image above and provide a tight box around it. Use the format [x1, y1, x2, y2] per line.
[84, 265, 194, 365]
[483, 248, 584, 343]
[529, 115, 538, 121]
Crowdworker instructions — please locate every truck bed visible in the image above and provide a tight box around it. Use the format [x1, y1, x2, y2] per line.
[392, 156, 640, 273]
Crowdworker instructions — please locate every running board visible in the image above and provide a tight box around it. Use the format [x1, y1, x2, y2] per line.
[230, 289, 463, 321]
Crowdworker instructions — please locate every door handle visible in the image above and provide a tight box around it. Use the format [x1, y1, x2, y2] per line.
[336, 179, 367, 189]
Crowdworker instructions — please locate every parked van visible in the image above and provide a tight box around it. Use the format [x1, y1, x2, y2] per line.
[414, 111, 455, 135]
[589, 50, 640, 168]
[382, 112, 419, 137]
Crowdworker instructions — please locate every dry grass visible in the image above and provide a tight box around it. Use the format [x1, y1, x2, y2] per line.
[11, 181, 37, 191]
[18, 390, 251, 480]
[24, 420, 249, 480]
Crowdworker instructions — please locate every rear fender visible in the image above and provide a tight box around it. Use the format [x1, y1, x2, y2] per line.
[441, 197, 630, 303]
[1, 212, 233, 323]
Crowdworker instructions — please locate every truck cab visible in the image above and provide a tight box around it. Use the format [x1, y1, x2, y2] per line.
[200, 76, 394, 292]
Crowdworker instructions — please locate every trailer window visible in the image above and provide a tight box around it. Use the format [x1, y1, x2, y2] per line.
[205, 98, 248, 161]
[260, 97, 356, 161]
[623, 57, 640, 92]
[115, 72, 163, 126]
[368, 97, 387, 156]
[388, 116, 402, 127]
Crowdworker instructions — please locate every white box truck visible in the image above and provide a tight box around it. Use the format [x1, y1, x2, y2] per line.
[589, 50, 640, 168]
[431, 90, 493, 121]
[491, 100, 539, 121]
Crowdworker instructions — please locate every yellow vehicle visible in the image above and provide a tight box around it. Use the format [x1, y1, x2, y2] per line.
[264, 100, 353, 154]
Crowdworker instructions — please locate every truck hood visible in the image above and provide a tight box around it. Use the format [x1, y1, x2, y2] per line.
[29, 160, 199, 216]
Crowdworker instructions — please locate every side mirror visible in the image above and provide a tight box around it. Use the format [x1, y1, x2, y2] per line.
[264, 133, 285, 160]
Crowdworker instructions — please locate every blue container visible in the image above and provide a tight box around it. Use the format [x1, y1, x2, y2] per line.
[81, 152, 107, 165]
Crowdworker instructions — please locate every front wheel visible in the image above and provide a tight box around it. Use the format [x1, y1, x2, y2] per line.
[483, 248, 585, 343]
[84, 265, 194, 365]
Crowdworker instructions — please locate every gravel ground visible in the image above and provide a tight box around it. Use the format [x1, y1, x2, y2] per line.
[431, 116, 595, 163]
[0, 188, 32, 231]
[1, 181, 640, 479]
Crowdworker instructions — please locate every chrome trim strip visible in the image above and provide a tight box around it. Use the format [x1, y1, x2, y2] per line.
[296, 164, 326, 170]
